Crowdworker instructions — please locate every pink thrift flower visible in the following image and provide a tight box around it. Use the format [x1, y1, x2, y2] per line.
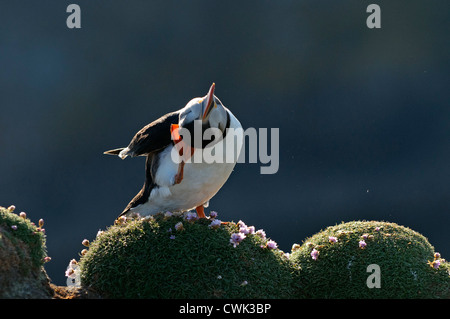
[185, 212, 198, 222]
[174, 222, 184, 231]
[433, 260, 441, 269]
[266, 240, 278, 250]
[209, 211, 218, 219]
[328, 236, 338, 243]
[230, 232, 246, 248]
[311, 249, 319, 260]
[359, 240, 367, 249]
[209, 219, 221, 229]
[239, 225, 254, 235]
[255, 229, 266, 239]
[237, 220, 247, 228]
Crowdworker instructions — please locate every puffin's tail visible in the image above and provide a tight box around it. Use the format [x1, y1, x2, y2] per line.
[103, 147, 130, 159]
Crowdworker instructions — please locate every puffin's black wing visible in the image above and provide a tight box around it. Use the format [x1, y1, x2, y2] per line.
[119, 154, 156, 217]
[124, 111, 179, 157]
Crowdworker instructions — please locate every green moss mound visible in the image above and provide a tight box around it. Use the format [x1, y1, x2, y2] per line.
[0, 206, 51, 298]
[79, 213, 297, 298]
[290, 221, 450, 298]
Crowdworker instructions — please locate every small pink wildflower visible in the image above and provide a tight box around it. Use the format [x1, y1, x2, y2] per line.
[433, 260, 441, 269]
[328, 236, 338, 243]
[266, 240, 278, 250]
[359, 240, 367, 249]
[255, 229, 266, 239]
[209, 211, 218, 219]
[174, 222, 184, 231]
[237, 220, 247, 228]
[311, 248, 319, 260]
[239, 225, 255, 235]
[429, 259, 441, 269]
[185, 212, 198, 222]
[11, 225, 17, 230]
[209, 219, 222, 229]
[230, 232, 246, 248]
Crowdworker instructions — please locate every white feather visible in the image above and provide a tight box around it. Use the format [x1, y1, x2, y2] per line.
[154, 146, 180, 187]
[149, 186, 172, 199]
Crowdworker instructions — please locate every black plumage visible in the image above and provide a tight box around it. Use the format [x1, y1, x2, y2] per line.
[104, 111, 179, 216]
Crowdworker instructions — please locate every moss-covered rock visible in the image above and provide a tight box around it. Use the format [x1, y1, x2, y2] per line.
[290, 221, 450, 298]
[0, 206, 52, 298]
[79, 213, 297, 298]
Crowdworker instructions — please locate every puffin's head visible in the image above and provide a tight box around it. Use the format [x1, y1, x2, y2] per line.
[178, 83, 228, 148]
[179, 83, 227, 131]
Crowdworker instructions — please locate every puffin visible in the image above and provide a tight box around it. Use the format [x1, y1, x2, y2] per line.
[104, 83, 243, 219]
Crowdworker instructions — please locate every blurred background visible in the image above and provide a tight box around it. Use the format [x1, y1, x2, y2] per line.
[1, 1, 449, 286]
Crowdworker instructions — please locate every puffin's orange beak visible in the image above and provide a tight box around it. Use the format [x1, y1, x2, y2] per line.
[170, 124, 181, 142]
[202, 82, 216, 120]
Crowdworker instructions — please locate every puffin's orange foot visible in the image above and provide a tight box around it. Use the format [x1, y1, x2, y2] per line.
[195, 205, 207, 219]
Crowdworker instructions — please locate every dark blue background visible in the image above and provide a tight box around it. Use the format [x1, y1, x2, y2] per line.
[1, 1, 449, 286]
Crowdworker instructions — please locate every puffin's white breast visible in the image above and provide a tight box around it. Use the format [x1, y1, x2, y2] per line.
[131, 112, 243, 216]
